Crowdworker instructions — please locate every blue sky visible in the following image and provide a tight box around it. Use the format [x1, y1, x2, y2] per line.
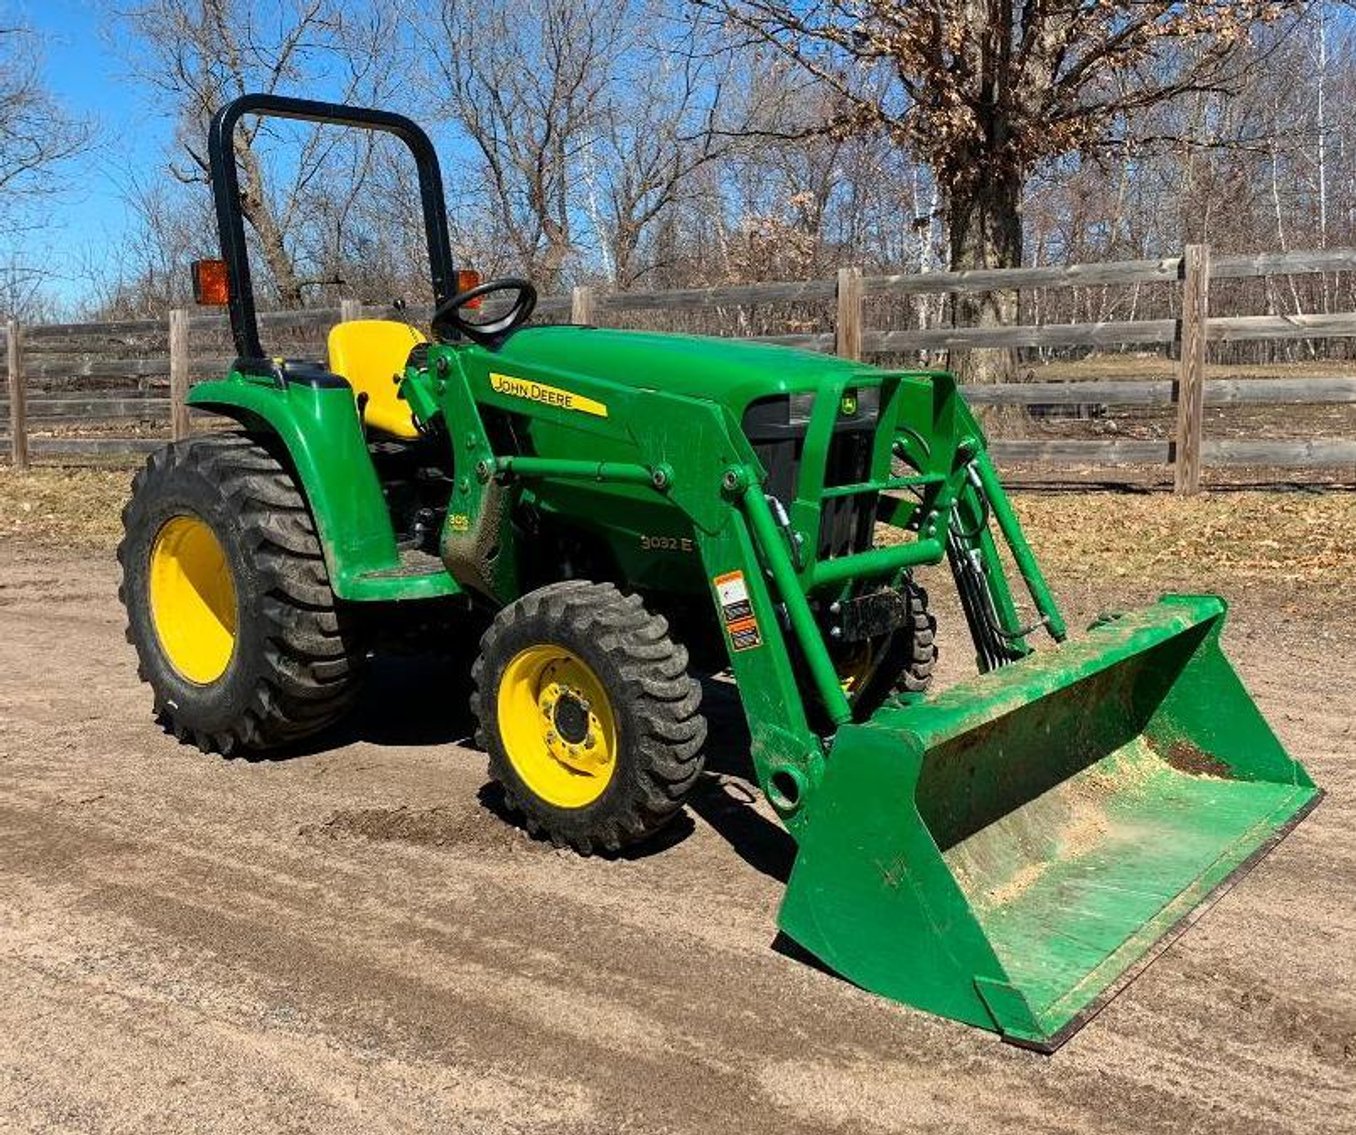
[17, 0, 170, 306]
[15, 0, 470, 311]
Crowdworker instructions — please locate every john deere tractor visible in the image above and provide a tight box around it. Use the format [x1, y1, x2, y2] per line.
[119, 95, 1320, 1049]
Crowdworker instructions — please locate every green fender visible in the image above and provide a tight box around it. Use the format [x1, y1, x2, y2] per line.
[188, 374, 438, 601]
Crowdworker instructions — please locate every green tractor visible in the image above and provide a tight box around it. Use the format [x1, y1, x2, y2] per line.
[119, 94, 1320, 1050]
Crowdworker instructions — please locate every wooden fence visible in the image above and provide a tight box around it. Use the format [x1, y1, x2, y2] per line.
[3, 244, 1356, 493]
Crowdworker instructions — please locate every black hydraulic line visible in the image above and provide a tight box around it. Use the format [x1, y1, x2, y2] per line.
[984, 607, 1051, 642]
[947, 531, 1007, 672]
[947, 525, 1032, 672]
[949, 474, 990, 541]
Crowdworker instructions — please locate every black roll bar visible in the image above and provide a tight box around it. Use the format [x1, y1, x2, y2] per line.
[208, 93, 457, 362]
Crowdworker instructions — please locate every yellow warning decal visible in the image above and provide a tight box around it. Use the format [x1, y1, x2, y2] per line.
[714, 570, 762, 651]
[489, 372, 608, 418]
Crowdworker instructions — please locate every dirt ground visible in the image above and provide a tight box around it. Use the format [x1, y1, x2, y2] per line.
[2, 534, 1355, 1133]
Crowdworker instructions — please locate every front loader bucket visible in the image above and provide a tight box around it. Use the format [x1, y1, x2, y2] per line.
[779, 595, 1319, 1050]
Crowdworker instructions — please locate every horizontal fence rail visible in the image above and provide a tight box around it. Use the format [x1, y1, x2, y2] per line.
[988, 438, 1356, 468]
[963, 375, 1356, 406]
[3, 244, 1356, 489]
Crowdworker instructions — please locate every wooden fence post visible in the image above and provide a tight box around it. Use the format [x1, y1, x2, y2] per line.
[836, 266, 863, 360]
[1174, 244, 1210, 495]
[571, 285, 595, 325]
[168, 308, 191, 442]
[6, 320, 27, 471]
[340, 297, 362, 323]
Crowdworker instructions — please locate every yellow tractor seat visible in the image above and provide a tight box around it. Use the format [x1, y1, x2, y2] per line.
[327, 320, 427, 439]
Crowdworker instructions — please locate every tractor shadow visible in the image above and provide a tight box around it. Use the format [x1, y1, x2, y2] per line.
[687, 676, 797, 884]
[268, 652, 479, 760]
[278, 660, 796, 883]
[341, 652, 480, 747]
[472, 780, 698, 858]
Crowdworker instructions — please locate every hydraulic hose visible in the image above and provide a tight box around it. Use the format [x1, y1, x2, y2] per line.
[946, 529, 1025, 672]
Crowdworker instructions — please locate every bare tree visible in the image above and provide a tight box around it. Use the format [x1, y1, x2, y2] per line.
[589, 12, 776, 287]
[697, 0, 1307, 381]
[0, 25, 90, 221]
[0, 259, 64, 322]
[421, 0, 629, 291]
[0, 23, 91, 318]
[76, 173, 215, 317]
[592, 49, 717, 285]
[109, 0, 400, 308]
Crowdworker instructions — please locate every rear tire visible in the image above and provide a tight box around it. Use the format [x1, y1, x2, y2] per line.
[472, 581, 706, 854]
[118, 433, 365, 754]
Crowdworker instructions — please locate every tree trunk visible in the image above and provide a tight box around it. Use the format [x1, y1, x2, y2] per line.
[534, 217, 571, 294]
[235, 138, 305, 309]
[945, 161, 1023, 387]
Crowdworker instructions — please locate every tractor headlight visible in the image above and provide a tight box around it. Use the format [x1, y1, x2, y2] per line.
[743, 387, 881, 441]
[788, 392, 815, 426]
[784, 386, 879, 429]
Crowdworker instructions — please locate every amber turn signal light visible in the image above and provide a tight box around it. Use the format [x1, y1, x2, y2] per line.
[457, 268, 482, 309]
[191, 259, 230, 306]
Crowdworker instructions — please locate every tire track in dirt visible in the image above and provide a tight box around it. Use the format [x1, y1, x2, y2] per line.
[2, 545, 1354, 1134]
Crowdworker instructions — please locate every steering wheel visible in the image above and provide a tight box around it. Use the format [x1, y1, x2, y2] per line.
[431, 277, 537, 348]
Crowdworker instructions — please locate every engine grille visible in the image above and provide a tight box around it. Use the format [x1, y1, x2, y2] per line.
[744, 397, 877, 560]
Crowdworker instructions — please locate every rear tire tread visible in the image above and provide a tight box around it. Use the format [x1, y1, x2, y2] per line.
[117, 432, 364, 755]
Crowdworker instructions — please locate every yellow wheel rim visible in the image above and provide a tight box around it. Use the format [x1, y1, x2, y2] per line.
[148, 514, 238, 684]
[497, 644, 619, 809]
[838, 641, 875, 694]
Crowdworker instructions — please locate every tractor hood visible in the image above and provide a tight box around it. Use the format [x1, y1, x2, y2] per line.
[478, 324, 938, 410]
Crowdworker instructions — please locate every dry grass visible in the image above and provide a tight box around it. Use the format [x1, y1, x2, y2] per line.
[1013, 490, 1356, 592]
[2, 462, 1353, 595]
[0, 464, 132, 547]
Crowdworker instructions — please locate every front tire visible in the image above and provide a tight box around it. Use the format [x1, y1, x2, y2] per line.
[471, 581, 706, 854]
[842, 576, 937, 718]
[118, 433, 365, 754]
